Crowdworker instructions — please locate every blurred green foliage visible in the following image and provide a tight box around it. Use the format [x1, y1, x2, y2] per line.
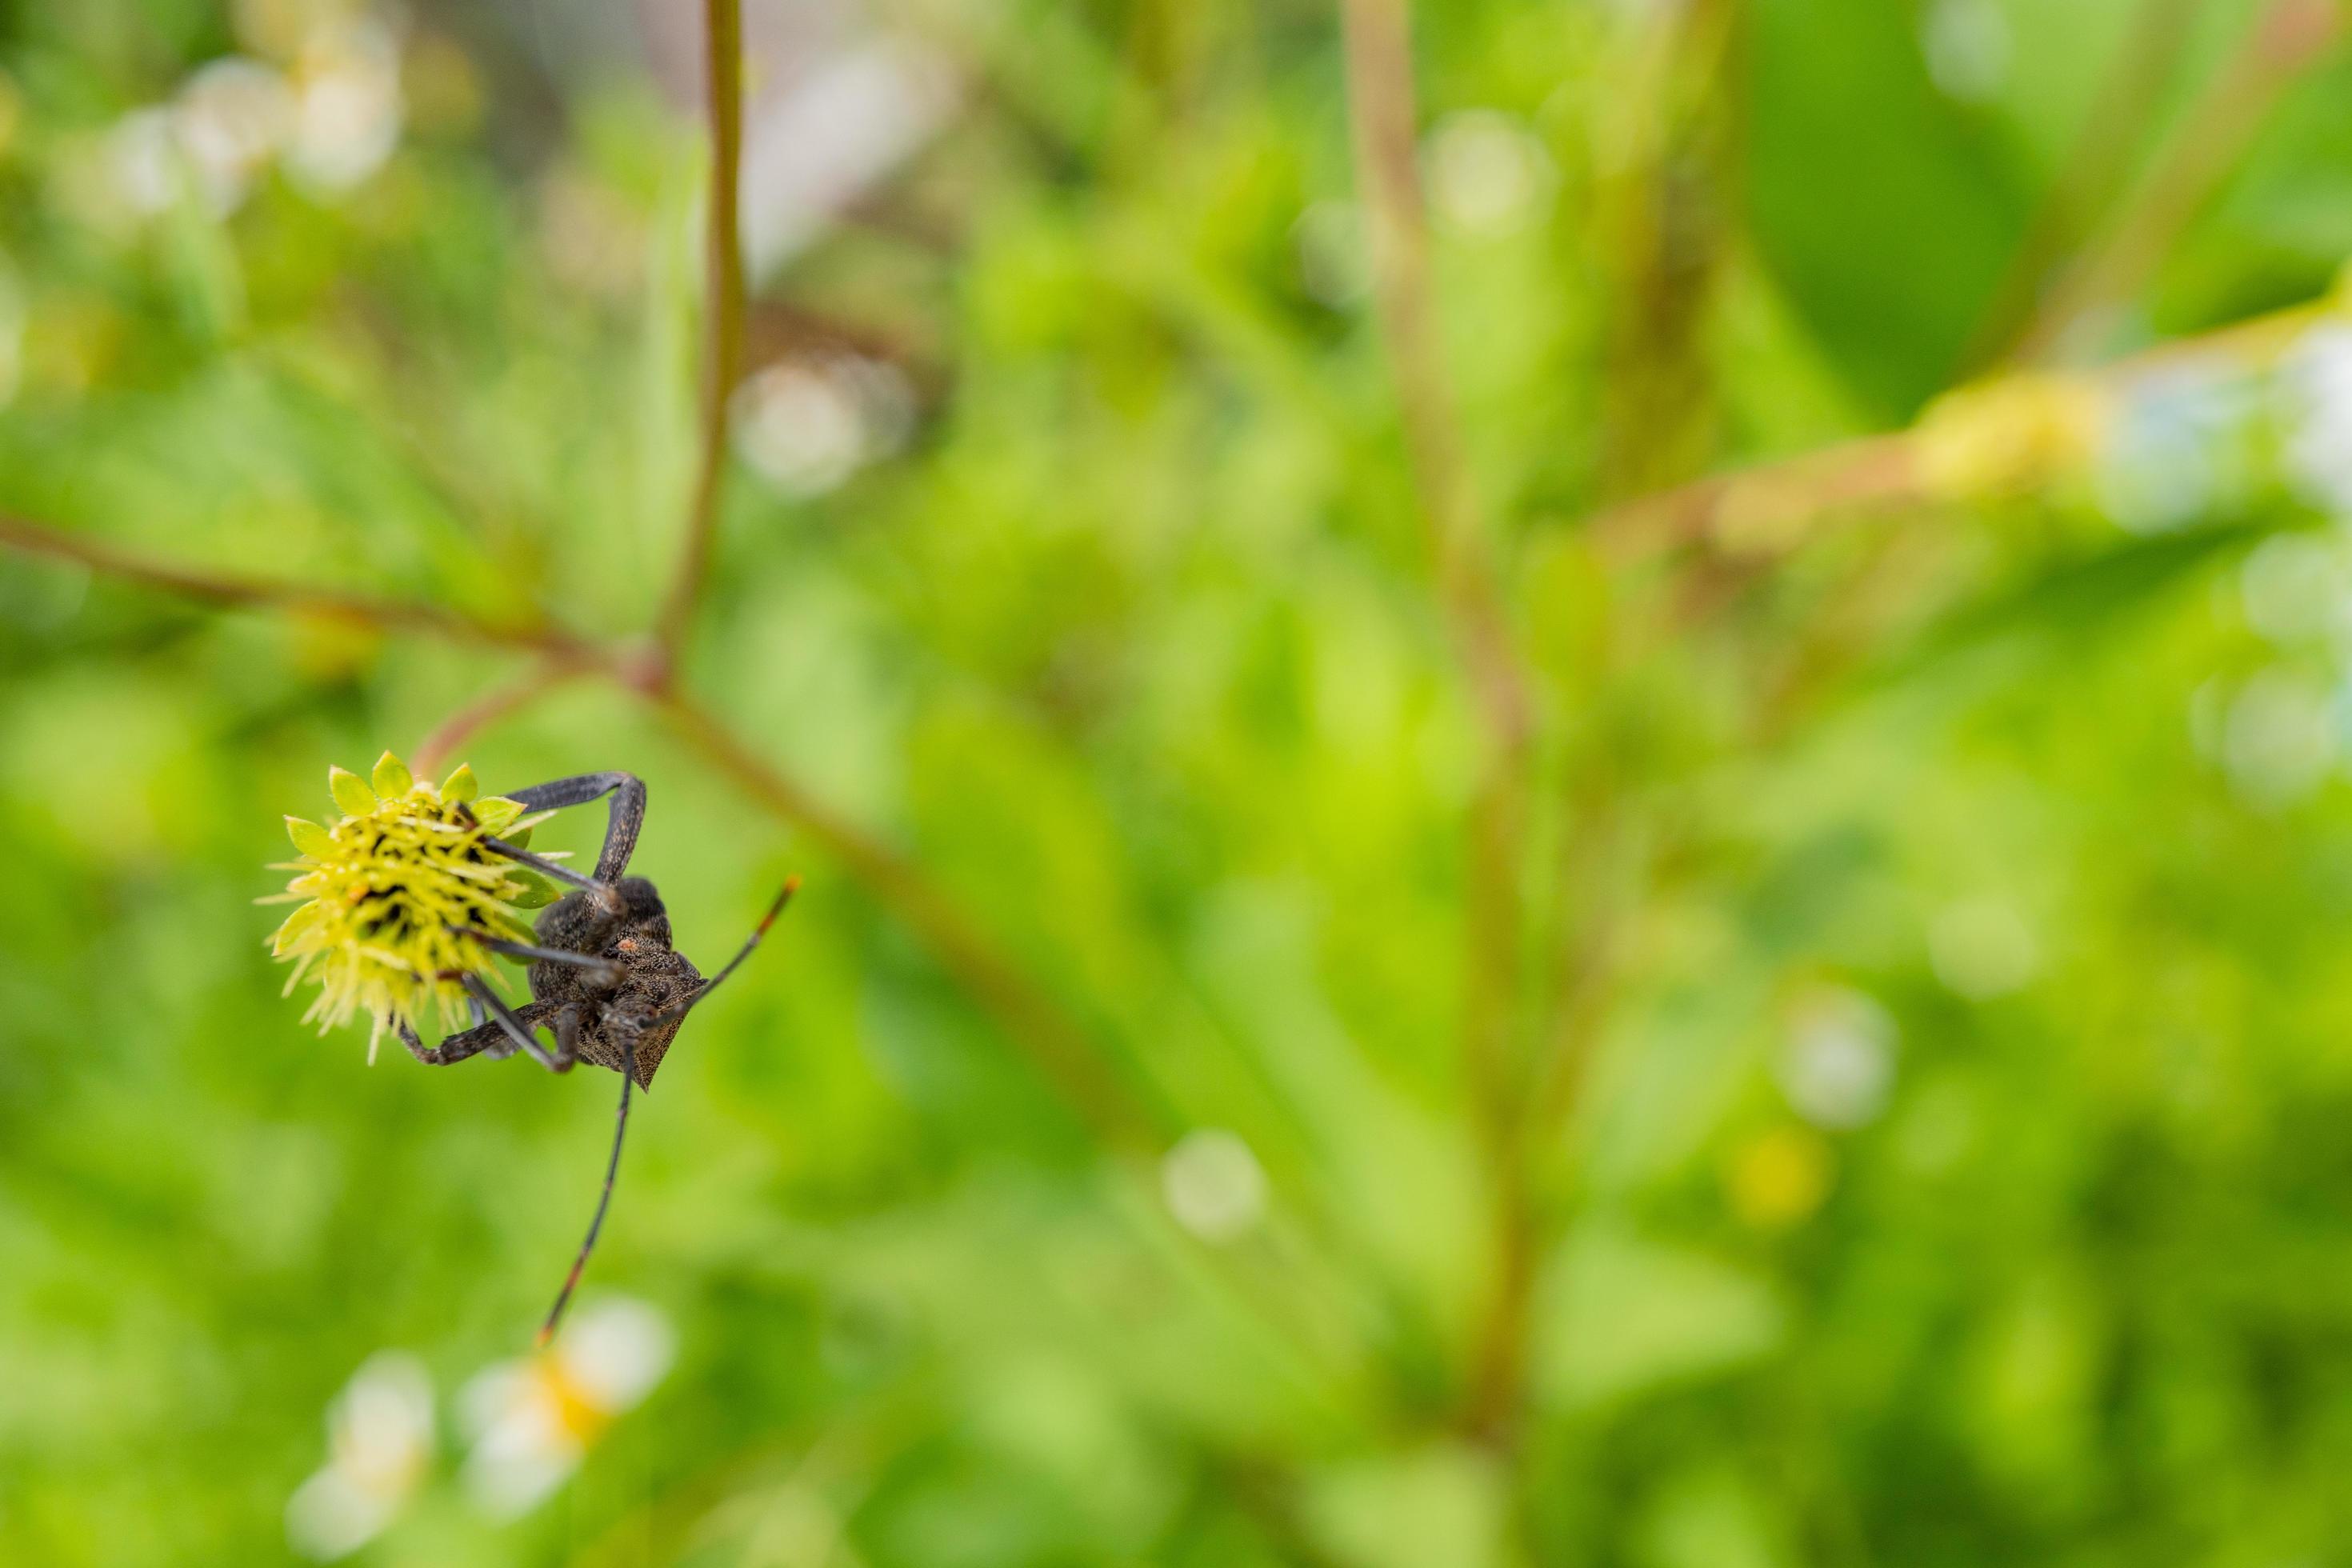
[10, 1, 2352, 1564]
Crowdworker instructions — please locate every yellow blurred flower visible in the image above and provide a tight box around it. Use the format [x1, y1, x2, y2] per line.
[1917, 371, 2110, 504]
[1724, 1124, 1834, 1231]
[260, 751, 557, 1058]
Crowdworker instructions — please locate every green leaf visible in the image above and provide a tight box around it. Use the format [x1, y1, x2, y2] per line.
[1747, 0, 2032, 414]
[328, 766, 376, 818]
[440, 763, 479, 804]
[504, 826, 532, 850]
[284, 817, 335, 858]
[371, 751, 413, 798]
[1887, 523, 2261, 682]
[473, 797, 524, 834]
[506, 870, 561, 909]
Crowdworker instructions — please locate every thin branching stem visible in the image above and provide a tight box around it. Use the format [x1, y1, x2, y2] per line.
[0, 514, 598, 659]
[1338, 0, 1542, 1452]
[0, 507, 1160, 1152]
[1959, 0, 2203, 374]
[1586, 294, 2342, 563]
[414, 662, 589, 778]
[2010, 0, 2343, 363]
[1337, 0, 1531, 751]
[653, 0, 750, 662]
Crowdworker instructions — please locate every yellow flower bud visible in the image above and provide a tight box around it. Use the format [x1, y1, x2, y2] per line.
[262, 753, 557, 1060]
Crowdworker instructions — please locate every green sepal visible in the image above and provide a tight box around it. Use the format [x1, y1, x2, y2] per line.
[440, 764, 479, 804]
[285, 817, 335, 858]
[505, 826, 532, 850]
[270, 900, 328, 954]
[506, 869, 562, 909]
[372, 751, 414, 798]
[474, 796, 526, 835]
[491, 908, 539, 945]
[329, 766, 377, 818]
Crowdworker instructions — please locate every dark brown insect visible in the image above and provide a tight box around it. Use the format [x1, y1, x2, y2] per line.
[389, 772, 794, 1339]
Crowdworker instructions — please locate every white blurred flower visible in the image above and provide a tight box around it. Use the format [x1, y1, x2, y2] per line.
[1776, 988, 1898, 1130]
[460, 1297, 674, 1519]
[1161, 1128, 1268, 1242]
[2223, 667, 2337, 807]
[1922, 0, 2010, 103]
[1294, 199, 1370, 307]
[2281, 324, 2352, 518]
[106, 109, 181, 217]
[2095, 368, 2258, 534]
[0, 264, 23, 410]
[285, 18, 403, 192]
[92, 14, 400, 230]
[2283, 325, 2352, 506]
[733, 354, 914, 496]
[285, 1352, 435, 1562]
[1426, 110, 1554, 238]
[740, 42, 959, 278]
[174, 56, 293, 215]
[1929, 898, 2038, 999]
[2240, 530, 2352, 644]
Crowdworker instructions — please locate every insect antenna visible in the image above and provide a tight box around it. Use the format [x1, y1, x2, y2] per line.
[539, 1039, 634, 1347]
[535, 877, 799, 1346]
[642, 877, 801, 1032]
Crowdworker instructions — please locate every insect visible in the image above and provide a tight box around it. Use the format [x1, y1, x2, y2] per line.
[389, 771, 795, 1340]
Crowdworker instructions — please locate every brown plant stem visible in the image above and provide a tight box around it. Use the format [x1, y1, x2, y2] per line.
[414, 662, 589, 777]
[0, 506, 1161, 1154]
[1587, 294, 2342, 564]
[1337, 0, 1532, 753]
[653, 0, 750, 661]
[1595, 0, 1740, 499]
[1960, 0, 2203, 374]
[0, 514, 598, 660]
[2010, 0, 2345, 364]
[1338, 0, 1540, 1451]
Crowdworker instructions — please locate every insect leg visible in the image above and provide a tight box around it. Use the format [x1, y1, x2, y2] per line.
[550, 1004, 582, 1074]
[479, 836, 606, 898]
[460, 974, 566, 1073]
[447, 927, 622, 986]
[393, 1014, 510, 1066]
[502, 773, 647, 883]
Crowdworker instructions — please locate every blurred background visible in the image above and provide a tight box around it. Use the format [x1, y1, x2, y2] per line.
[10, 0, 2352, 1562]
